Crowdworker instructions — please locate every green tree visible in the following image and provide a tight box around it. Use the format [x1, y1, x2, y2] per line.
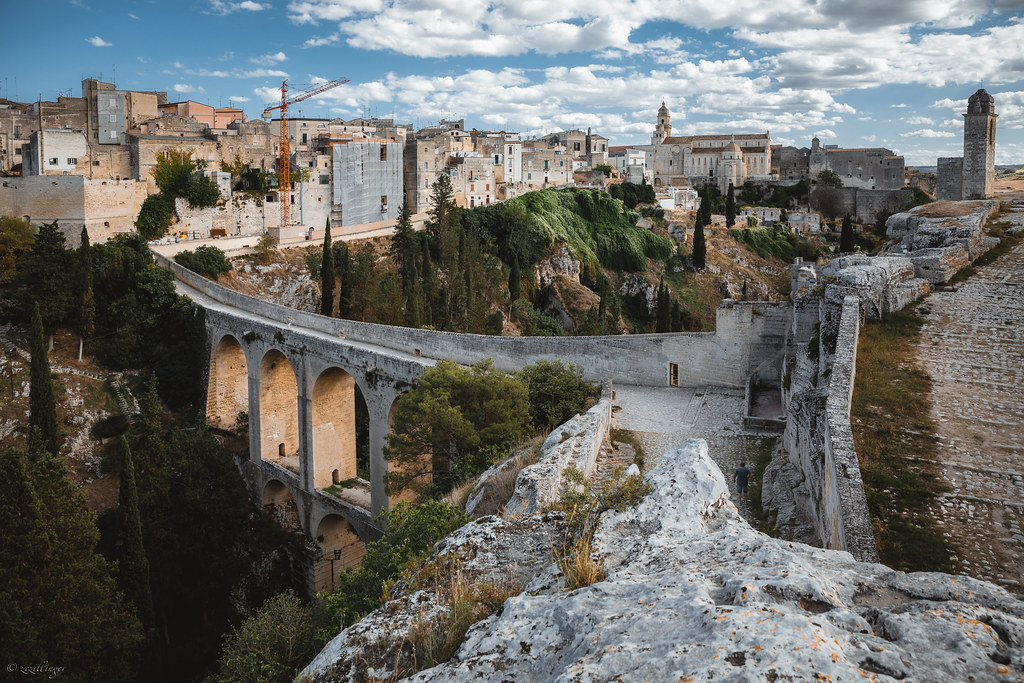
[28, 302, 59, 457]
[183, 175, 220, 208]
[517, 360, 593, 431]
[136, 194, 176, 240]
[508, 258, 522, 308]
[253, 233, 277, 265]
[426, 173, 458, 261]
[22, 221, 72, 334]
[725, 182, 736, 228]
[118, 436, 155, 629]
[655, 278, 670, 333]
[816, 169, 843, 187]
[390, 202, 417, 301]
[74, 227, 95, 361]
[152, 150, 197, 196]
[419, 233, 435, 327]
[840, 213, 855, 253]
[0, 215, 34, 285]
[385, 359, 531, 496]
[174, 246, 233, 280]
[693, 222, 707, 270]
[334, 240, 352, 319]
[217, 591, 322, 683]
[320, 219, 335, 317]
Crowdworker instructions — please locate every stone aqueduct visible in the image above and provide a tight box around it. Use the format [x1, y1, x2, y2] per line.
[156, 252, 790, 591]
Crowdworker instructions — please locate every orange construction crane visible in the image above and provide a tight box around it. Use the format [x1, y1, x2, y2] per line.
[263, 77, 349, 227]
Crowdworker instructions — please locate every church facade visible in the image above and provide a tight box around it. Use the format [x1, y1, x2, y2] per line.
[649, 102, 772, 193]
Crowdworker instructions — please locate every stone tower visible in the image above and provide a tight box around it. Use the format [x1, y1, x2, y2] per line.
[961, 88, 997, 200]
[653, 101, 671, 144]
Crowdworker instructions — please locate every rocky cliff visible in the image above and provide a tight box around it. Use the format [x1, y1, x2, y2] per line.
[301, 440, 1024, 681]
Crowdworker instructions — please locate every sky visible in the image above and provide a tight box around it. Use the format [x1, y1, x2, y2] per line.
[4, 0, 1024, 166]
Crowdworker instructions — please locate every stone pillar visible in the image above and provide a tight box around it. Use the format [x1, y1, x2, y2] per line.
[247, 351, 262, 464]
[962, 89, 997, 200]
[298, 354, 315, 493]
[366, 393, 392, 517]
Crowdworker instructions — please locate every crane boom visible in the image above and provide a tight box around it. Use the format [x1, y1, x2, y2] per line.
[262, 77, 349, 228]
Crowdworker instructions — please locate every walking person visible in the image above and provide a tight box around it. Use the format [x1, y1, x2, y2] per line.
[733, 461, 752, 501]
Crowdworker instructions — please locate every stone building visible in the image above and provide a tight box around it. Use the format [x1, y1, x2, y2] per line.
[808, 138, 904, 190]
[937, 89, 997, 201]
[332, 138, 403, 227]
[647, 103, 772, 193]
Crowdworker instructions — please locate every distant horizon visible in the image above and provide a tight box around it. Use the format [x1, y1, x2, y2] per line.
[4, 1, 1022, 166]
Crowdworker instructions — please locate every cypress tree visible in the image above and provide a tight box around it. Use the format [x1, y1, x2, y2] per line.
[336, 241, 352, 319]
[419, 234, 435, 327]
[840, 213, 854, 253]
[320, 219, 335, 317]
[508, 258, 522, 306]
[671, 299, 683, 332]
[693, 222, 707, 271]
[725, 182, 736, 228]
[75, 226, 95, 362]
[406, 256, 422, 329]
[118, 436, 155, 628]
[28, 302, 59, 457]
[655, 278, 670, 333]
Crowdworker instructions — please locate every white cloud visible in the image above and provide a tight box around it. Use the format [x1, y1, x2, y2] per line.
[251, 51, 287, 65]
[85, 36, 111, 47]
[208, 0, 269, 14]
[228, 95, 251, 102]
[891, 103, 910, 108]
[128, 13, 138, 19]
[237, 69, 290, 79]
[814, 129, 837, 139]
[906, 128, 956, 137]
[903, 116, 934, 125]
[172, 84, 196, 93]
[303, 33, 340, 47]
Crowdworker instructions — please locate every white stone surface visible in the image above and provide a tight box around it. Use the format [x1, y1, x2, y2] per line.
[407, 441, 1024, 682]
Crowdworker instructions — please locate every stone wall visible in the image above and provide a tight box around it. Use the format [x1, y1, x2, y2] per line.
[0, 176, 146, 245]
[936, 157, 963, 201]
[504, 385, 612, 516]
[157, 252, 792, 389]
[173, 195, 273, 237]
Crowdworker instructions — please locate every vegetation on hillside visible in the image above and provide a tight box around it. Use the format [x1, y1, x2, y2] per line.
[136, 150, 221, 240]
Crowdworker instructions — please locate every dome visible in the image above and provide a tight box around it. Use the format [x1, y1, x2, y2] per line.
[725, 140, 742, 153]
[658, 101, 669, 114]
[967, 88, 995, 114]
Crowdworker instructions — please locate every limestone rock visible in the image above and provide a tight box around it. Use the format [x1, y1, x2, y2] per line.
[535, 244, 581, 287]
[407, 441, 1024, 682]
[542, 275, 600, 333]
[618, 274, 657, 314]
[821, 255, 930, 318]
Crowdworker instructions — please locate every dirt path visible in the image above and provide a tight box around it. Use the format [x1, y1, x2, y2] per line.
[914, 202, 1024, 591]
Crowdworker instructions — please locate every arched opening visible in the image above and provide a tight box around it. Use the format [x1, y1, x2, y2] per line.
[386, 394, 432, 506]
[207, 335, 248, 430]
[262, 479, 302, 532]
[313, 514, 366, 592]
[259, 349, 299, 473]
[312, 367, 356, 489]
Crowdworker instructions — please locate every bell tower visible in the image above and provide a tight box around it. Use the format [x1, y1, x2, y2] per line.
[653, 101, 671, 144]
[962, 88, 997, 199]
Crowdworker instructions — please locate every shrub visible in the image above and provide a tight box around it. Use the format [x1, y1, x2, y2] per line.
[216, 590, 325, 683]
[91, 413, 130, 441]
[175, 246, 233, 280]
[517, 360, 595, 431]
[184, 175, 220, 208]
[254, 234, 277, 265]
[136, 193, 176, 240]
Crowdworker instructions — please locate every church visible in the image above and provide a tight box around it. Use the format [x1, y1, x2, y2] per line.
[649, 102, 772, 193]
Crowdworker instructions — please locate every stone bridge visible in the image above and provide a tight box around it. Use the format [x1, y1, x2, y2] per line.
[155, 251, 790, 590]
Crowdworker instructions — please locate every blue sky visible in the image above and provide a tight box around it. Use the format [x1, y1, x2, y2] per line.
[5, 0, 1024, 165]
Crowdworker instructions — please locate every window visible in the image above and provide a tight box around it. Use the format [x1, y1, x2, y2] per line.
[573, 142, 580, 151]
[109, 98, 116, 106]
[109, 114, 117, 123]
[380, 195, 388, 212]
[319, 174, 330, 185]
[380, 144, 387, 161]
[109, 131, 116, 140]
[49, 158, 58, 165]
[67, 158, 77, 165]
[544, 160, 549, 170]
[93, 160, 100, 166]
[669, 363, 679, 387]
[13, 125, 20, 137]
[301, 133, 307, 144]
[14, 146, 21, 156]
[423, 161, 428, 170]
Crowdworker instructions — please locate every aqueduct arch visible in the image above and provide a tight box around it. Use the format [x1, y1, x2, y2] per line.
[262, 479, 302, 532]
[207, 334, 249, 430]
[260, 349, 299, 470]
[311, 367, 357, 490]
[313, 514, 366, 592]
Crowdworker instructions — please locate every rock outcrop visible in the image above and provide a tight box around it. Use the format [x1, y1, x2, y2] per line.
[303, 440, 1024, 682]
[886, 200, 1001, 283]
[535, 244, 581, 287]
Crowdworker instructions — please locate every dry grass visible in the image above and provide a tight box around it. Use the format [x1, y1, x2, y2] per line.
[851, 306, 952, 572]
[555, 536, 606, 591]
[909, 200, 986, 218]
[401, 559, 522, 676]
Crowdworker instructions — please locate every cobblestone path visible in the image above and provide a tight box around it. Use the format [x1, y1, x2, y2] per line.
[611, 384, 778, 525]
[915, 202, 1024, 591]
